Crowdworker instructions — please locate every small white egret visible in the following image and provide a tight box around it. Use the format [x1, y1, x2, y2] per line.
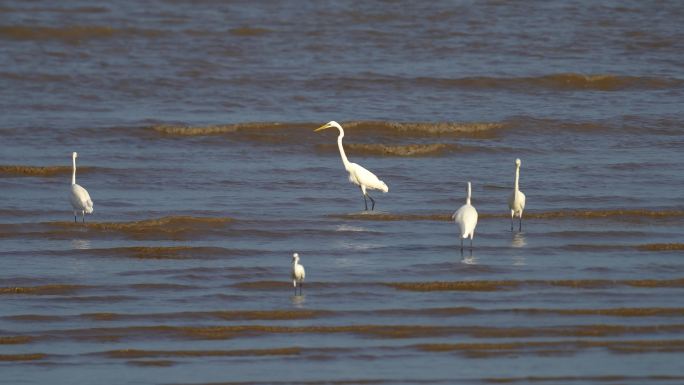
[69, 152, 93, 223]
[291, 253, 306, 296]
[508, 158, 526, 231]
[452, 181, 478, 251]
[314, 121, 388, 211]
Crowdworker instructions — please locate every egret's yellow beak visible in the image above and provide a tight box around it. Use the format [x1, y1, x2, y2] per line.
[314, 123, 331, 132]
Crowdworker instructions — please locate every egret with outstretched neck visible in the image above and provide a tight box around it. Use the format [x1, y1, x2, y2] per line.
[508, 158, 526, 231]
[291, 253, 306, 296]
[314, 121, 388, 210]
[452, 182, 478, 251]
[69, 152, 93, 223]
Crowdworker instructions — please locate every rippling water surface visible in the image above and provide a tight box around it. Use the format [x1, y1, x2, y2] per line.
[1, 1, 684, 384]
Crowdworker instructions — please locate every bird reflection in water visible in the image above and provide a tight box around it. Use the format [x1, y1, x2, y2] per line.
[71, 239, 92, 250]
[511, 232, 527, 266]
[460, 248, 477, 265]
[512, 232, 527, 248]
[291, 293, 306, 308]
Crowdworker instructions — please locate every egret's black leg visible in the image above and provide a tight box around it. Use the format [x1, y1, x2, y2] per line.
[367, 193, 376, 211]
[470, 238, 473, 250]
[294, 284, 297, 296]
[82, 212, 85, 224]
[519, 217, 522, 232]
[363, 195, 368, 211]
[300, 282, 303, 296]
[460, 238, 463, 252]
[74, 215, 77, 223]
[511, 216, 514, 231]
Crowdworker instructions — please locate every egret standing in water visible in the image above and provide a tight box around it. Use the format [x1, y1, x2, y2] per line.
[508, 158, 526, 232]
[453, 182, 478, 251]
[69, 152, 94, 223]
[291, 253, 306, 296]
[314, 121, 388, 211]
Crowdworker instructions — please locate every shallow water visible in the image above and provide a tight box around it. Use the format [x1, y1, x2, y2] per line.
[1, 1, 684, 384]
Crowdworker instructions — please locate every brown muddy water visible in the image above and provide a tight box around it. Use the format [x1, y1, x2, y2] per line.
[1, 1, 684, 384]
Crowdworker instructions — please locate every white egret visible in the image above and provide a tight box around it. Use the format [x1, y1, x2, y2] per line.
[452, 181, 478, 251]
[291, 253, 306, 296]
[314, 121, 388, 211]
[508, 158, 526, 231]
[69, 152, 93, 223]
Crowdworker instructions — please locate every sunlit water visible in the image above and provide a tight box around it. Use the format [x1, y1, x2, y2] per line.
[1, 1, 684, 384]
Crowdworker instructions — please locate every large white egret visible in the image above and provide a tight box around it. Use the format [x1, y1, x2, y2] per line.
[69, 152, 93, 223]
[314, 121, 388, 211]
[291, 253, 306, 296]
[508, 158, 526, 231]
[452, 181, 478, 251]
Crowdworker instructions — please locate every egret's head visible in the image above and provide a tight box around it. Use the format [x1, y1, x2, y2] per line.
[515, 158, 521, 167]
[314, 121, 341, 132]
[292, 252, 299, 260]
[73, 152, 78, 158]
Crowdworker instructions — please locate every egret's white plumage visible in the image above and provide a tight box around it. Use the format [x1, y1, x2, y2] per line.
[452, 182, 478, 251]
[69, 152, 93, 223]
[291, 253, 306, 296]
[315, 121, 388, 211]
[507, 158, 526, 231]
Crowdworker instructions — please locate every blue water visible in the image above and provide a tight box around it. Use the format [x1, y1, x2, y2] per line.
[1, 1, 684, 384]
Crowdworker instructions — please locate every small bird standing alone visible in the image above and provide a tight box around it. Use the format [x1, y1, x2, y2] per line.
[291, 253, 306, 296]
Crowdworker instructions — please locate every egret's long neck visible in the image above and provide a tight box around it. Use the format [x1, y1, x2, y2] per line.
[466, 183, 472, 205]
[72, 156, 77, 185]
[514, 166, 520, 192]
[336, 127, 351, 170]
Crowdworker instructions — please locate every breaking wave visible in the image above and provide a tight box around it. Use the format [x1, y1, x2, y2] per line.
[636, 243, 684, 251]
[316, 142, 503, 157]
[124, 116, 683, 143]
[150, 122, 309, 137]
[229, 27, 273, 36]
[0, 353, 46, 361]
[341, 121, 505, 137]
[408, 73, 682, 91]
[27, 323, 684, 342]
[0, 25, 165, 43]
[7, 307, 681, 326]
[49, 216, 235, 238]
[414, 339, 684, 357]
[0, 165, 96, 177]
[307, 72, 682, 92]
[104, 347, 299, 359]
[316, 143, 458, 157]
[386, 278, 684, 292]
[148, 121, 504, 139]
[0, 336, 33, 344]
[0, 284, 89, 295]
[88, 246, 239, 260]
